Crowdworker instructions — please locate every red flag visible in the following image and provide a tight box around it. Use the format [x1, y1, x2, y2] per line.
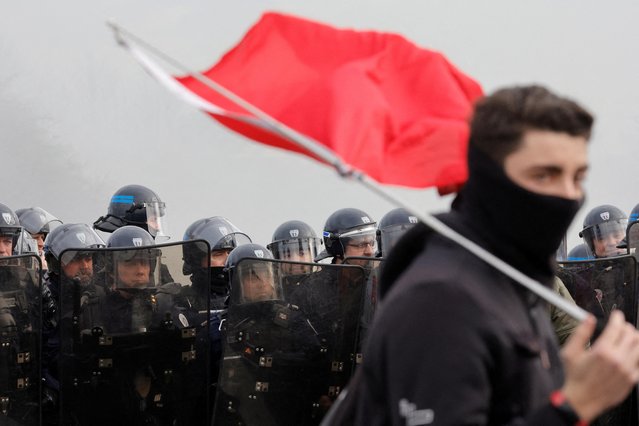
[176, 12, 483, 190]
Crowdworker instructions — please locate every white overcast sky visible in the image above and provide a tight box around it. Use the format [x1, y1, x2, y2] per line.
[2, 1, 638, 250]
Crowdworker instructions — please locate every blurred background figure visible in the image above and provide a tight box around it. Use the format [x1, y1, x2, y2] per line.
[94, 184, 169, 242]
[375, 207, 419, 258]
[567, 243, 594, 261]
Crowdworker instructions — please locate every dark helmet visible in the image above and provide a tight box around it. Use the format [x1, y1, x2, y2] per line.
[629, 203, 639, 225]
[43, 223, 106, 275]
[182, 217, 252, 274]
[316, 208, 376, 261]
[93, 184, 168, 240]
[16, 207, 62, 236]
[0, 203, 23, 255]
[579, 204, 627, 258]
[107, 226, 160, 289]
[107, 225, 155, 249]
[267, 220, 322, 263]
[567, 243, 593, 261]
[224, 243, 278, 304]
[376, 208, 419, 257]
[225, 243, 274, 270]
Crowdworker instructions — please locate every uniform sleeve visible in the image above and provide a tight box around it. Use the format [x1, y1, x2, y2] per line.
[550, 276, 580, 347]
[354, 281, 572, 426]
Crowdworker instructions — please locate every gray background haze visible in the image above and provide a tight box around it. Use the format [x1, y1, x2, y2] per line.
[2, 1, 638, 250]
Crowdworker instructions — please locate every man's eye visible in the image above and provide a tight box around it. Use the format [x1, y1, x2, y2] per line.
[532, 172, 551, 182]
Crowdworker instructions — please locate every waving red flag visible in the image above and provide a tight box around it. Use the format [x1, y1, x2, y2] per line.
[166, 13, 483, 189]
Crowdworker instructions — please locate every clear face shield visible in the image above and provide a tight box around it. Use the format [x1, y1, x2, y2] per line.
[584, 219, 627, 258]
[18, 207, 62, 235]
[206, 233, 252, 268]
[269, 238, 320, 275]
[15, 230, 39, 255]
[112, 248, 161, 291]
[339, 226, 378, 259]
[59, 251, 98, 286]
[143, 201, 169, 242]
[237, 260, 281, 304]
[271, 237, 320, 261]
[380, 223, 416, 257]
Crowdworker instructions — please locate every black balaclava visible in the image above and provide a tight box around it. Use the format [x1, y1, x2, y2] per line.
[454, 145, 583, 282]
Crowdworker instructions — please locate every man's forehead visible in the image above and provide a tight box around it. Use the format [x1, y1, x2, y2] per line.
[511, 130, 589, 167]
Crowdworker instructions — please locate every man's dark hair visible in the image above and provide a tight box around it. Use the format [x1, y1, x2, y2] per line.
[469, 85, 594, 164]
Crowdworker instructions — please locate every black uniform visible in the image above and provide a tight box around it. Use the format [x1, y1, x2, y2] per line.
[352, 146, 584, 425]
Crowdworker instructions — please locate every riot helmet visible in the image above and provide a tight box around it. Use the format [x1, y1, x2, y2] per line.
[107, 226, 160, 291]
[316, 208, 377, 262]
[43, 223, 105, 280]
[579, 204, 627, 258]
[376, 208, 419, 257]
[93, 184, 169, 241]
[567, 243, 593, 261]
[0, 203, 23, 257]
[267, 220, 321, 264]
[182, 216, 252, 274]
[16, 207, 62, 255]
[625, 203, 639, 254]
[225, 244, 280, 304]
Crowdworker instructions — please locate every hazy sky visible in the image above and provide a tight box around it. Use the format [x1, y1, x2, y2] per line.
[2, 1, 638, 249]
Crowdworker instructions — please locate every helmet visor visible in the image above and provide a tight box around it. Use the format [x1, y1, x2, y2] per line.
[269, 238, 321, 263]
[339, 226, 377, 258]
[112, 247, 161, 290]
[144, 202, 169, 241]
[380, 223, 416, 257]
[52, 226, 106, 262]
[213, 232, 252, 251]
[236, 259, 281, 304]
[18, 207, 62, 234]
[584, 219, 627, 258]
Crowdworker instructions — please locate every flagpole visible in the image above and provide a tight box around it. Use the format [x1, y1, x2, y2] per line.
[108, 22, 589, 322]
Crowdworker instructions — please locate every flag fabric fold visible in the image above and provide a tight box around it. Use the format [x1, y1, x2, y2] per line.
[124, 12, 483, 190]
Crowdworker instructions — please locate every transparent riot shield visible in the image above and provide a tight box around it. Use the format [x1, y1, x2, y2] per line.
[557, 255, 637, 325]
[557, 255, 638, 426]
[213, 259, 367, 426]
[0, 254, 41, 425]
[57, 240, 211, 426]
[342, 256, 384, 357]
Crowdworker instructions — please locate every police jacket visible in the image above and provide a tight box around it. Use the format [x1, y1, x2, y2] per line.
[354, 213, 572, 425]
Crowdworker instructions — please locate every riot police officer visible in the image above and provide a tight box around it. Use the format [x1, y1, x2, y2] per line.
[375, 207, 419, 257]
[267, 220, 321, 296]
[102, 226, 165, 334]
[268, 220, 322, 265]
[41, 223, 106, 421]
[214, 244, 321, 425]
[182, 216, 252, 310]
[93, 184, 169, 241]
[16, 207, 62, 269]
[0, 203, 24, 258]
[315, 208, 377, 266]
[579, 204, 627, 258]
